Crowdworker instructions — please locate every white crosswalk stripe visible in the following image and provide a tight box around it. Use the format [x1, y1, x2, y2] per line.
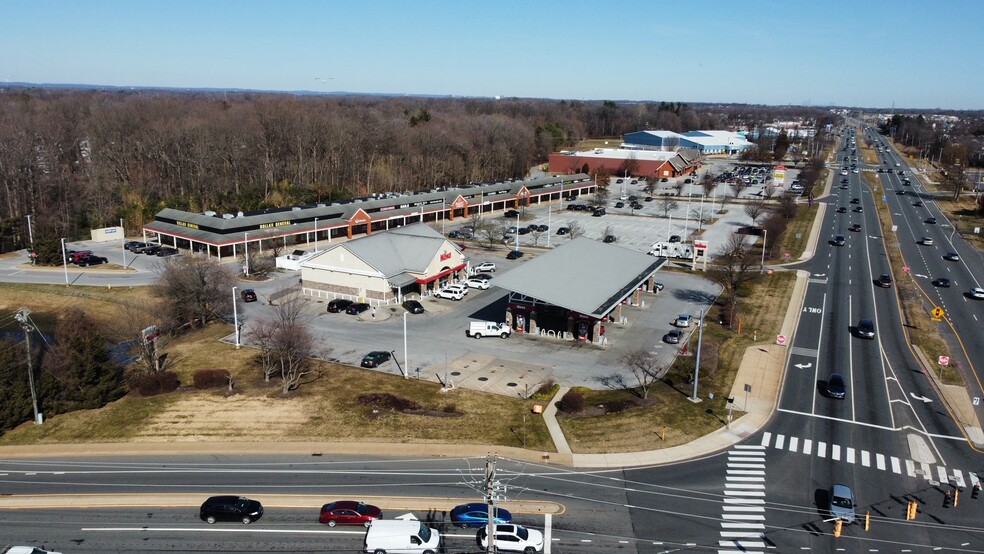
[719, 446, 768, 554]
[754, 434, 977, 487]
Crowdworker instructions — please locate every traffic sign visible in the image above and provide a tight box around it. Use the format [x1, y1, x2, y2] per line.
[903, 266, 910, 273]
[939, 355, 950, 366]
[783, 252, 791, 260]
[776, 334, 787, 346]
[932, 306, 944, 319]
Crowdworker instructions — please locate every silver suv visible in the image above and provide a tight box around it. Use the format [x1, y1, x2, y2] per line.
[829, 484, 856, 523]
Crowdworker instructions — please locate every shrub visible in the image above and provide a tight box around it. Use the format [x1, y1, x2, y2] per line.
[193, 369, 231, 390]
[532, 380, 559, 400]
[556, 390, 585, 413]
[604, 399, 636, 414]
[357, 393, 421, 412]
[135, 371, 180, 397]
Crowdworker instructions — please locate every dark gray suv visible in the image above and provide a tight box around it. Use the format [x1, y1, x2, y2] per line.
[857, 319, 875, 339]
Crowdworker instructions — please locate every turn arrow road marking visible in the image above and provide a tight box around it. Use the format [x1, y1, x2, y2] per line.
[910, 393, 933, 404]
[794, 363, 813, 369]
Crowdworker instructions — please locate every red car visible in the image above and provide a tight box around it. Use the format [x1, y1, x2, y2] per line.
[318, 500, 382, 527]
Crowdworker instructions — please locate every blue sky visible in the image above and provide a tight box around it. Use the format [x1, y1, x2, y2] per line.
[1, 0, 981, 109]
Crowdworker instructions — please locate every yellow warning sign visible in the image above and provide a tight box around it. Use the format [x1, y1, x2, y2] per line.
[932, 306, 944, 319]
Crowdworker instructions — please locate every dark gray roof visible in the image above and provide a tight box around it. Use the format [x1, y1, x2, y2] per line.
[491, 238, 666, 317]
[304, 223, 462, 278]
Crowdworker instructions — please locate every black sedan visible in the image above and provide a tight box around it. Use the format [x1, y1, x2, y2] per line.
[240, 289, 257, 302]
[933, 278, 951, 288]
[361, 351, 392, 368]
[346, 302, 371, 315]
[200, 495, 263, 525]
[143, 245, 162, 255]
[76, 255, 108, 267]
[402, 300, 425, 314]
[327, 299, 353, 313]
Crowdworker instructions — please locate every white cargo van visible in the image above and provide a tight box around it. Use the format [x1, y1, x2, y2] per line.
[364, 520, 440, 554]
[466, 321, 511, 339]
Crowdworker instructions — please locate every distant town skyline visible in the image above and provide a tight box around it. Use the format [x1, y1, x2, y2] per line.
[1, 0, 981, 110]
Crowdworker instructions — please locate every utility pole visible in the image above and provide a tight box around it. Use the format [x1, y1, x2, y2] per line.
[485, 455, 499, 554]
[14, 308, 41, 424]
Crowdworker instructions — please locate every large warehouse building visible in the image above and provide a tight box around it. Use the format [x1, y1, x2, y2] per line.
[623, 130, 754, 155]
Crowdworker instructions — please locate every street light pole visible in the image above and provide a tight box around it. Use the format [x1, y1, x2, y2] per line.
[60, 237, 68, 285]
[25, 214, 34, 250]
[243, 232, 250, 276]
[515, 212, 520, 251]
[314, 217, 319, 252]
[120, 217, 126, 267]
[232, 286, 240, 349]
[402, 311, 409, 379]
[760, 229, 768, 272]
[690, 309, 706, 402]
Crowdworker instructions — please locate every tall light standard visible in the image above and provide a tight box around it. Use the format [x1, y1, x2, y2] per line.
[120, 217, 127, 267]
[760, 229, 768, 272]
[60, 238, 68, 285]
[232, 286, 241, 349]
[690, 309, 706, 402]
[402, 312, 409, 379]
[514, 211, 520, 251]
[314, 218, 319, 251]
[25, 214, 34, 250]
[243, 232, 250, 276]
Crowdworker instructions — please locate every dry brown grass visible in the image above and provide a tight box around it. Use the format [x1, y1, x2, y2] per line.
[0, 282, 156, 330]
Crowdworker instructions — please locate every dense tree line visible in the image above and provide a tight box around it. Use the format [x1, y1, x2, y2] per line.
[0, 88, 840, 252]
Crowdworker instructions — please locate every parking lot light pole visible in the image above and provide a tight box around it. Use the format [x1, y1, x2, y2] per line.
[231, 286, 241, 349]
[314, 217, 319, 251]
[402, 312, 409, 379]
[515, 212, 520, 251]
[120, 217, 126, 267]
[760, 229, 768, 272]
[690, 309, 706, 402]
[60, 237, 68, 285]
[243, 232, 250, 276]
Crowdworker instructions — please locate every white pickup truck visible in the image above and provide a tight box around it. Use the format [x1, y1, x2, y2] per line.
[466, 321, 511, 339]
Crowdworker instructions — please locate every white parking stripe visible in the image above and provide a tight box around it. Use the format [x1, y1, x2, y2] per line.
[788, 436, 798, 452]
[876, 453, 886, 471]
[831, 444, 841, 461]
[775, 434, 785, 450]
[760, 432, 772, 447]
[892, 457, 902, 474]
[861, 450, 870, 467]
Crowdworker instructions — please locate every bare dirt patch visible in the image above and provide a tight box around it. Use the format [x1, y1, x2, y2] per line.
[133, 394, 310, 441]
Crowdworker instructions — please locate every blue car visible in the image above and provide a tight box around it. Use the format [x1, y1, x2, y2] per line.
[450, 502, 512, 528]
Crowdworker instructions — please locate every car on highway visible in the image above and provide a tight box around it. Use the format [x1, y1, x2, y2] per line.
[663, 329, 684, 344]
[850, 198, 859, 204]
[876, 274, 893, 288]
[200, 495, 263, 524]
[969, 288, 984, 300]
[319, 500, 382, 527]
[450, 502, 512, 528]
[836, 207, 847, 213]
[943, 252, 960, 261]
[76, 254, 109, 267]
[926, 217, 937, 224]
[856, 318, 875, 339]
[402, 299, 425, 314]
[828, 484, 857, 524]
[849, 223, 862, 232]
[477, 524, 544, 554]
[240, 289, 257, 302]
[933, 277, 951, 288]
[327, 299, 354, 313]
[465, 278, 490, 290]
[2, 548, 62, 554]
[832, 235, 846, 246]
[360, 351, 391, 368]
[345, 302, 371, 315]
[506, 250, 524, 260]
[921, 237, 933, 245]
[853, 206, 863, 213]
[913, 201, 924, 207]
[826, 373, 846, 399]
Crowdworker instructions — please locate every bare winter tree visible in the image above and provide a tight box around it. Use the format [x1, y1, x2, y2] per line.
[763, 184, 777, 199]
[619, 350, 669, 399]
[731, 180, 750, 200]
[942, 163, 968, 201]
[588, 186, 610, 209]
[656, 197, 680, 217]
[744, 201, 769, 226]
[111, 301, 170, 376]
[708, 232, 760, 329]
[690, 207, 711, 231]
[701, 173, 718, 197]
[528, 228, 545, 247]
[246, 286, 320, 393]
[155, 256, 237, 330]
[567, 220, 585, 240]
[480, 222, 510, 248]
[600, 224, 615, 241]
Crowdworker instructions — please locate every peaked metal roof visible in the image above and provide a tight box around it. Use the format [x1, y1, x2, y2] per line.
[303, 223, 460, 278]
[491, 238, 666, 318]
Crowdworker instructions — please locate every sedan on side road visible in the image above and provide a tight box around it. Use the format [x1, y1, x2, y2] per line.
[200, 495, 263, 524]
[663, 329, 684, 344]
[361, 351, 391, 368]
[943, 252, 960, 262]
[319, 500, 382, 527]
[345, 302, 371, 315]
[240, 289, 257, 302]
[829, 484, 857, 524]
[832, 235, 846, 246]
[327, 299, 353, 313]
[450, 502, 512, 528]
[402, 299, 425, 314]
[675, 314, 693, 328]
[76, 254, 109, 267]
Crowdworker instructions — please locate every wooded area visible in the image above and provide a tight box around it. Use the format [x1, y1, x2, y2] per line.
[0, 88, 836, 251]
